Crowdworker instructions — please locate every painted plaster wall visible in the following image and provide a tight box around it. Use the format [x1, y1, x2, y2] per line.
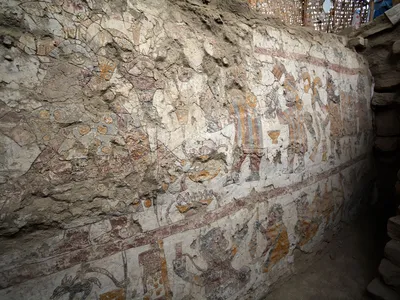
[0, 0, 373, 299]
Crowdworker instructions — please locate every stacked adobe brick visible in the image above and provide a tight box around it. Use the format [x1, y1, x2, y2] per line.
[367, 214, 400, 300]
[349, 4, 400, 299]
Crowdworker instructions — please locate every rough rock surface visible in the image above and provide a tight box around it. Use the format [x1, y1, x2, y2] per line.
[386, 240, 400, 267]
[0, 0, 373, 299]
[367, 278, 400, 300]
[389, 216, 400, 241]
[380, 258, 400, 288]
[393, 40, 400, 55]
[375, 109, 400, 137]
[375, 137, 400, 152]
[372, 93, 400, 107]
[353, 8, 400, 91]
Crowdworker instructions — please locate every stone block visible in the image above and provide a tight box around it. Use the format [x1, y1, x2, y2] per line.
[351, 14, 393, 38]
[385, 240, 400, 267]
[380, 259, 400, 287]
[367, 45, 400, 91]
[375, 109, 400, 137]
[347, 37, 368, 49]
[385, 4, 400, 25]
[372, 93, 399, 107]
[375, 137, 400, 152]
[374, 72, 400, 91]
[393, 41, 400, 55]
[367, 277, 400, 300]
[389, 217, 400, 241]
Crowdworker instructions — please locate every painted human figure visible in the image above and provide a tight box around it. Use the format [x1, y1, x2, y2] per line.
[295, 183, 337, 248]
[273, 63, 309, 173]
[356, 76, 370, 144]
[256, 204, 289, 272]
[225, 89, 263, 184]
[317, 182, 340, 226]
[295, 192, 319, 247]
[340, 89, 355, 137]
[173, 228, 250, 300]
[322, 73, 343, 161]
[302, 70, 328, 162]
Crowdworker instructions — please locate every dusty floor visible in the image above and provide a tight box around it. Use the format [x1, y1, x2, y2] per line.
[265, 208, 387, 300]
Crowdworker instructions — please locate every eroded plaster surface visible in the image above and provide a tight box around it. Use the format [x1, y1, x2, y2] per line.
[0, 0, 372, 299]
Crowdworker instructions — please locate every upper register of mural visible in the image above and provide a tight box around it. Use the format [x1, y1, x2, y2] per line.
[0, 0, 372, 299]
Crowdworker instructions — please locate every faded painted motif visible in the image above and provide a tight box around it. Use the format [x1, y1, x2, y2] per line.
[256, 204, 290, 272]
[323, 72, 343, 160]
[172, 227, 250, 300]
[139, 241, 172, 300]
[51, 252, 128, 300]
[295, 177, 345, 248]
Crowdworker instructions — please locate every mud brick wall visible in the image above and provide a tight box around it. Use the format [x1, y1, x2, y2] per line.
[357, 7, 400, 297]
[0, 0, 373, 299]
[355, 5, 400, 227]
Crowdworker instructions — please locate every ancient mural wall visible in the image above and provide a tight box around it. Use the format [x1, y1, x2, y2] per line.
[0, 0, 373, 299]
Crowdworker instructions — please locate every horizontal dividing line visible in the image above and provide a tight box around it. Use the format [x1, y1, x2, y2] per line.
[0, 153, 368, 290]
[254, 47, 366, 75]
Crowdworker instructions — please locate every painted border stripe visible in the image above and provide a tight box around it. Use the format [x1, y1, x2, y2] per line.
[254, 47, 366, 75]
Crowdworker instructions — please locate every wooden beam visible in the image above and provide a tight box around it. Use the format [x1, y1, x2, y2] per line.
[369, 0, 374, 22]
[350, 0, 356, 26]
[385, 3, 400, 25]
[302, 0, 308, 26]
[326, 6, 332, 32]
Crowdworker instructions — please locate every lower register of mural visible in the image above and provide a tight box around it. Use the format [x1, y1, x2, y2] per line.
[0, 161, 371, 300]
[0, 0, 373, 299]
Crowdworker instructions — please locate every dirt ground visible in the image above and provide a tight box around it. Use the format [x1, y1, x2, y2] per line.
[265, 207, 387, 300]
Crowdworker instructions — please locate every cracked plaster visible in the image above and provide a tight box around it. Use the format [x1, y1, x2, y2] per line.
[0, 0, 373, 299]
